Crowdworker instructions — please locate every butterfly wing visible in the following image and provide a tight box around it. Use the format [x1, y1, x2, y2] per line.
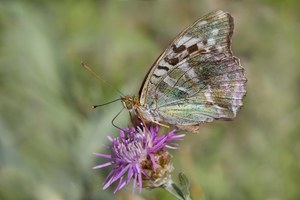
[139, 10, 246, 132]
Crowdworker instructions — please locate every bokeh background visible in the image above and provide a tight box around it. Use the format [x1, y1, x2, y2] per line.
[1, 0, 300, 200]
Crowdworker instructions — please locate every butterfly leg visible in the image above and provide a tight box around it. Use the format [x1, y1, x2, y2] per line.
[153, 120, 170, 128]
[111, 107, 124, 130]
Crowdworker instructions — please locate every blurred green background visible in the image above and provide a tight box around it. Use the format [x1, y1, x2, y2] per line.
[1, 0, 300, 200]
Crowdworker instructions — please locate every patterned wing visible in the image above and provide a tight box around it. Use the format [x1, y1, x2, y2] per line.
[139, 10, 246, 132]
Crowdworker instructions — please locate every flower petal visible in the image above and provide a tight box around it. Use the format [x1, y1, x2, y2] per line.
[93, 153, 112, 158]
[114, 176, 125, 193]
[93, 162, 113, 169]
[138, 170, 142, 193]
[132, 173, 137, 194]
[110, 164, 131, 184]
[126, 167, 134, 186]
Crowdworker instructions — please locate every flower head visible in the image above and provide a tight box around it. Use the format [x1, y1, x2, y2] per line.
[93, 124, 185, 193]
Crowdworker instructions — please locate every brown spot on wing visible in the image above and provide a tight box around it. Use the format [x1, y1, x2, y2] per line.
[157, 65, 170, 71]
[187, 44, 199, 54]
[165, 57, 179, 66]
[172, 44, 186, 53]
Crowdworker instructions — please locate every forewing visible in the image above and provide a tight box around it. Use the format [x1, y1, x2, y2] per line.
[140, 10, 234, 103]
[139, 10, 246, 130]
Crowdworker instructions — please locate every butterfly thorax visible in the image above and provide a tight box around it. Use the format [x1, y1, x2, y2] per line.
[121, 95, 140, 111]
[121, 95, 159, 123]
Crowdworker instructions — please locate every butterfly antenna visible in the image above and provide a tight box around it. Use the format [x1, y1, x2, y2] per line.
[111, 107, 125, 130]
[91, 98, 121, 109]
[81, 61, 124, 96]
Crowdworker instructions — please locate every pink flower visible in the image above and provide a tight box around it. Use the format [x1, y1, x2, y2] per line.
[93, 124, 185, 193]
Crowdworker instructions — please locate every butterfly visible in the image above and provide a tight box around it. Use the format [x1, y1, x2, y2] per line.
[121, 10, 246, 132]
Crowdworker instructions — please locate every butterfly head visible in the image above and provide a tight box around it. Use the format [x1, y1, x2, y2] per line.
[121, 95, 140, 111]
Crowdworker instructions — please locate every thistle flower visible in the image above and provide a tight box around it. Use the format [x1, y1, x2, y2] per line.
[93, 124, 185, 193]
